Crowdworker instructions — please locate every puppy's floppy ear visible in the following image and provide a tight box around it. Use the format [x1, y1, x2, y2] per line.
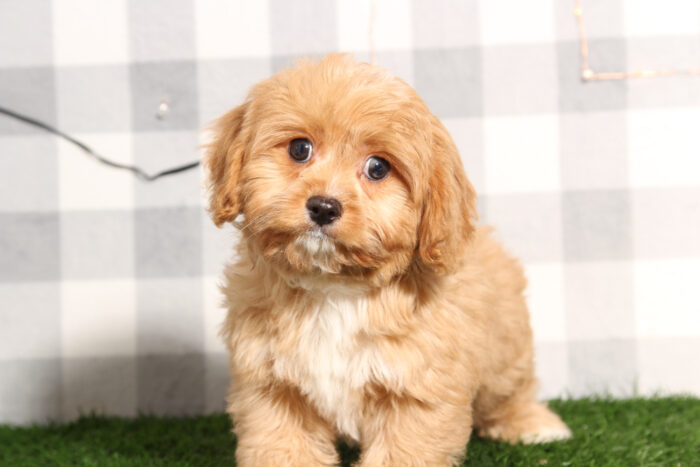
[417, 116, 477, 273]
[205, 103, 249, 227]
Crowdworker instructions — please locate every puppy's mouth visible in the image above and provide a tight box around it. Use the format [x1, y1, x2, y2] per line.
[307, 223, 335, 238]
[298, 227, 337, 254]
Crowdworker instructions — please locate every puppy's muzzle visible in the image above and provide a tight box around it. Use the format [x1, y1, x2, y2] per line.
[306, 196, 343, 226]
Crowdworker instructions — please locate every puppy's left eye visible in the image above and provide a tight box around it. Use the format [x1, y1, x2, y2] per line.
[289, 138, 313, 162]
[363, 156, 391, 181]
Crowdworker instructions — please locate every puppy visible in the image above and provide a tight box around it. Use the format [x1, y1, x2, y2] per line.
[206, 54, 571, 466]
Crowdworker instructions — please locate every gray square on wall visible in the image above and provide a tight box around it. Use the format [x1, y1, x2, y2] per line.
[0, 67, 56, 135]
[130, 61, 199, 132]
[414, 48, 482, 119]
[0, 359, 61, 424]
[0, 135, 58, 212]
[61, 356, 137, 420]
[134, 206, 202, 278]
[197, 58, 271, 126]
[137, 354, 205, 416]
[271, 53, 328, 74]
[202, 214, 238, 276]
[481, 192, 564, 264]
[558, 40, 627, 113]
[563, 190, 632, 261]
[56, 65, 131, 133]
[374, 50, 415, 88]
[205, 353, 229, 413]
[0, 212, 60, 282]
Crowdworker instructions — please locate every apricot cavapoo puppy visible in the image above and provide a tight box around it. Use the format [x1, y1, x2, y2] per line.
[205, 54, 571, 466]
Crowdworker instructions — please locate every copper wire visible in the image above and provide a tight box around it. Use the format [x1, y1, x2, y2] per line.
[575, 0, 700, 81]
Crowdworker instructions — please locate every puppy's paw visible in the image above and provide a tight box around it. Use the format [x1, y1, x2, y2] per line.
[478, 402, 572, 444]
[519, 421, 572, 444]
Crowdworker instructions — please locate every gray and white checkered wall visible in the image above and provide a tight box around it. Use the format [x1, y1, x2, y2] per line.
[1, 0, 699, 424]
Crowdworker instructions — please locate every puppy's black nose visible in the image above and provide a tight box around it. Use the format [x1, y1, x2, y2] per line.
[306, 196, 343, 226]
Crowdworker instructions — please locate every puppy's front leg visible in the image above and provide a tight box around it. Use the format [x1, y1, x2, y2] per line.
[230, 382, 338, 467]
[359, 395, 473, 467]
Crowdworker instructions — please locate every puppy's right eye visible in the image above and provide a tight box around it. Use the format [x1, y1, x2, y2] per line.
[289, 138, 313, 162]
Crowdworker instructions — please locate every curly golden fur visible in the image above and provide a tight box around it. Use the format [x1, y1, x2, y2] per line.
[206, 54, 570, 466]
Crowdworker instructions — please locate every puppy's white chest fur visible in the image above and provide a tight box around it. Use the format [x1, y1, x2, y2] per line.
[271, 291, 387, 440]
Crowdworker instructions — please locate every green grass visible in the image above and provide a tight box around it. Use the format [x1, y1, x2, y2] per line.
[1, 397, 698, 466]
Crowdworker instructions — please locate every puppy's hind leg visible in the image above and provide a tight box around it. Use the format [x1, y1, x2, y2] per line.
[472, 246, 572, 444]
[473, 359, 571, 444]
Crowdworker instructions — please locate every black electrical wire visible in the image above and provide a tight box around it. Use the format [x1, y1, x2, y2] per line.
[0, 105, 201, 181]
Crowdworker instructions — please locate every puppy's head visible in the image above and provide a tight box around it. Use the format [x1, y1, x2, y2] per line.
[206, 54, 476, 284]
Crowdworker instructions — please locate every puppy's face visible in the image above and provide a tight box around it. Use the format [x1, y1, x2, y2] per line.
[207, 55, 476, 284]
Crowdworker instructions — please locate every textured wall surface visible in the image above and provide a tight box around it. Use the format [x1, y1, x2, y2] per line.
[1, 0, 699, 424]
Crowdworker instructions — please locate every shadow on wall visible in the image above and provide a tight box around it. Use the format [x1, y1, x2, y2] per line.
[66, 351, 230, 422]
[0, 204, 236, 425]
[0, 349, 230, 425]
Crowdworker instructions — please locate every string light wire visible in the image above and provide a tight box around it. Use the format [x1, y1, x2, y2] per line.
[575, 0, 700, 81]
[0, 1, 381, 181]
[10, 0, 690, 181]
[0, 105, 200, 181]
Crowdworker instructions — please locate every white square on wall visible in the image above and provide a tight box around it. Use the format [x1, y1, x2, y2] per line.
[624, 0, 700, 36]
[53, 0, 128, 65]
[194, 0, 270, 58]
[628, 108, 700, 188]
[524, 262, 566, 343]
[635, 258, 700, 338]
[637, 338, 700, 395]
[534, 341, 568, 399]
[203, 275, 227, 353]
[480, 0, 554, 45]
[442, 117, 484, 194]
[483, 114, 559, 194]
[58, 133, 134, 210]
[564, 261, 635, 341]
[61, 279, 136, 358]
[337, 0, 412, 53]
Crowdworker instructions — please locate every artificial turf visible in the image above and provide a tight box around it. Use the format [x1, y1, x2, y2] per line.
[1, 397, 698, 466]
